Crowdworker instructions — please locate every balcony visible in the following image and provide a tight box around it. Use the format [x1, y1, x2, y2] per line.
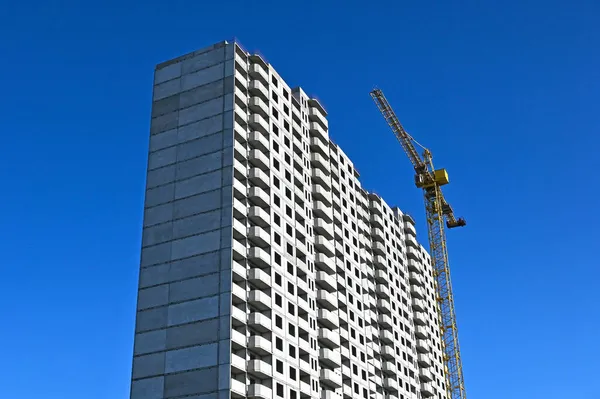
[309, 104, 328, 127]
[300, 381, 311, 397]
[375, 284, 390, 298]
[413, 311, 427, 325]
[318, 328, 340, 348]
[247, 359, 272, 378]
[404, 221, 417, 237]
[234, 54, 248, 73]
[378, 314, 393, 329]
[316, 271, 336, 292]
[231, 329, 246, 348]
[314, 218, 334, 239]
[249, 114, 269, 135]
[309, 121, 328, 142]
[249, 168, 269, 189]
[233, 180, 246, 201]
[232, 239, 246, 261]
[334, 228, 344, 246]
[233, 159, 247, 181]
[317, 290, 337, 310]
[407, 259, 420, 272]
[249, 149, 269, 170]
[231, 282, 246, 304]
[321, 390, 337, 399]
[405, 233, 418, 248]
[249, 96, 268, 118]
[231, 379, 246, 398]
[248, 187, 269, 208]
[232, 218, 246, 240]
[332, 195, 341, 212]
[248, 80, 268, 101]
[292, 118, 302, 134]
[248, 290, 271, 311]
[248, 313, 271, 332]
[317, 309, 339, 329]
[380, 345, 395, 359]
[373, 255, 386, 269]
[320, 369, 342, 388]
[370, 214, 383, 228]
[310, 136, 329, 157]
[372, 242, 386, 255]
[248, 206, 269, 227]
[337, 292, 347, 307]
[415, 325, 430, 339]
[292, 150, 305, 173]
[297, 316, 310, 333]
[313, 201, 333, 222]
[296, 240, 307, 257]
[315, 236, 335, 257]
[312, 169, 330, 188]
[232, 259, 246, 283]
[380, 330, 394, 344]
[234, 118, 247, 141]
[383, 378, 398, 391]
[315, 253, 335, 274]
[412, 298, 426, 312]
[371, 227, 385, 242]
[377, 299, 391, 314]
[293, 171, 303, 189]
[411, 285, 425, 299]
[311, 153, 330, 174]
[409, 271, 423, 286]
[233, 140, 247, 162]
[369, 200, 383, 215]
[407, 246, 420, 261]
[249, 63, 268, 84]
[381, 361, 396, 376]
[231, 353, 246, 373]
[293, 252, 307, 270]
[416, 339, 430, 353]
[248, 335, 271, 355]
[342, 383, 353, 398]
[248, 268, 270, 289]
[419, 368, 433, 382]
[319, 348, 341, 368]
[231, 306, 246, 326]
[249, 131, 269, 151]
[313, 185, 333, 206]
[248, 247, 270, 268]
[248, 384, 272, 399]
[295, 206, 308, 225]
[374, 270, 387, 283]
[420, 382, 434, 398]
[248, 226, 270, 247]
[294, 184, 305, 202]
[417, 353, 432, 368]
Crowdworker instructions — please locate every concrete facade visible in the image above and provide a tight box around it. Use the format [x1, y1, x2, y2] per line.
[131, 40, 449, 399]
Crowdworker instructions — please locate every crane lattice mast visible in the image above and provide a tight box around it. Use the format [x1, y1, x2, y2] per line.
[370, 88, 467, 399]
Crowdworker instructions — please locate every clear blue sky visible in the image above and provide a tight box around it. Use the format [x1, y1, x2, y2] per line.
[1, 1, 598, 398]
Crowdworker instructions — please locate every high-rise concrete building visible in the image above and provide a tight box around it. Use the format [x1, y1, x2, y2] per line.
[131, 40, 448, 399]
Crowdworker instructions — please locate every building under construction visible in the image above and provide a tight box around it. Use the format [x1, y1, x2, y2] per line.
[130, 40, 466, 399]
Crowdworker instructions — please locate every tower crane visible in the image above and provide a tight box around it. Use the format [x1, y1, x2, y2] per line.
[370, 89, 467, 399]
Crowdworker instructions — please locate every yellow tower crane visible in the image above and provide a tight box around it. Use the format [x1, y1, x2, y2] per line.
[370, 88, 467, 399]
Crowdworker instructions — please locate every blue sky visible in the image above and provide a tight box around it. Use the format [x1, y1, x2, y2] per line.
[1, 0, 598, 398]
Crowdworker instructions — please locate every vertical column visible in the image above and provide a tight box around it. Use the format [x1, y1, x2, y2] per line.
[130, 42, 236, 399]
